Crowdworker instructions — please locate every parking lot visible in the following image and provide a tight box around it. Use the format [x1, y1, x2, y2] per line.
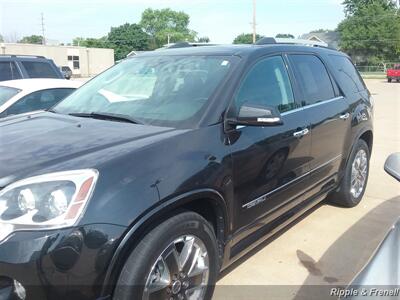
[215, 79, 400, 299]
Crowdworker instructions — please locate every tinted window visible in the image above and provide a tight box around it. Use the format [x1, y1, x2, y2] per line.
[54, 56, 234, 128]
[21, 61, 59, 78]
[0, 86, 21, 106]
[5, 88, 75, 116]
[235, 56, 296, 113]
[289, 55, 335, 106]
[330, 55, 366, 93]
[0, 62, 21, 81]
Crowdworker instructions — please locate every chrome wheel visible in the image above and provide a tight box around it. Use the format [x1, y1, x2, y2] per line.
[350, 149, 368, 198]
[143, 235, 209, 300]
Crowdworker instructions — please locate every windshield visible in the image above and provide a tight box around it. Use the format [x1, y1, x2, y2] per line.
[0, 86, 21, 106]
[54, 55, 234, 128]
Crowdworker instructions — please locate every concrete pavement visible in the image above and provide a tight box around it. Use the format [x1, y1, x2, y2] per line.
[215, 80, 400, 299]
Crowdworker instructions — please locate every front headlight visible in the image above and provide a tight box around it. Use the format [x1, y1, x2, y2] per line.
[0, 169, 98, 241]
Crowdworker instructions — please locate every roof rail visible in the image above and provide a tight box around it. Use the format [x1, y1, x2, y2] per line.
[157, 42, 219, 50]
[0, 54, 46, 59]
[256, 37, 328, 48]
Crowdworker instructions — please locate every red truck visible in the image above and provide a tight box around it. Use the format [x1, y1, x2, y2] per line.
[387, 64, 400, 82]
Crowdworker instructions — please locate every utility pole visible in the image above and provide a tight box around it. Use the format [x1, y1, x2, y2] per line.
[40, 13, 46, 45]
[252, 0, 257, 44]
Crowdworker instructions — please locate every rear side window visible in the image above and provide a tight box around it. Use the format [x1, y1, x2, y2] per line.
[289, 54, 335, 106]
[21, 61, 59, 78]
[235, 56, 296, 113]
[5, 88, 75, 116]
[329, 55, 366, 93]
[0, 62, 22, 81]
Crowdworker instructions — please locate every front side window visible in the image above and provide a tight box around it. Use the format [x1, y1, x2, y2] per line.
[5, 88, 75, 116]
[54, 56, 234, 128]
[0, 86, 21, 106]
[288, 54, 335, 106]
[21, 61, 59, 78]
[234, 56, 296, 113]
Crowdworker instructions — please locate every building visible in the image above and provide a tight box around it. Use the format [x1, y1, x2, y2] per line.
[0, 43, 114, 77]
[300, 31, 340, 50]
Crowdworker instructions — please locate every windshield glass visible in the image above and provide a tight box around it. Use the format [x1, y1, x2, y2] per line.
[0, 86, 21, 106]
[54, 55, 233, 128]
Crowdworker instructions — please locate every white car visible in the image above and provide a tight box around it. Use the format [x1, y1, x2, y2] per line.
[0, 79, 82, 118]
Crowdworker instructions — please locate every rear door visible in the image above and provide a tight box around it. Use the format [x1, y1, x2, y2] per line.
[288, 54, 351, 196]
[229, 55, 311, 238]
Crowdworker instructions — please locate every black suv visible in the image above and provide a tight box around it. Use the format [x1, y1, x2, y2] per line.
[0, 42, 373, 300]
[0, 55, 64, 81]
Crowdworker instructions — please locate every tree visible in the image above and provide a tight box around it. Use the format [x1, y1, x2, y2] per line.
[197, 36, 210, 43]
[275, 33, 295, 39]
[342, 0, 396, 16]
[338, 0, 400, 63]
[107, 23, 150, 60]
[73, 37, 109, 48]
[310, 29, 330, 33]
[18, 35, 43, 44]
[140, 8, 197, 48]
[233, 33, 263, 44]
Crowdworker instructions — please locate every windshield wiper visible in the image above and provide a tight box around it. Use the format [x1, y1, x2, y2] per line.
[68, 112, 143, 125]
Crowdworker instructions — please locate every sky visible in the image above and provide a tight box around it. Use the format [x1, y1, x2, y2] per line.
[0, 0, 345, 44]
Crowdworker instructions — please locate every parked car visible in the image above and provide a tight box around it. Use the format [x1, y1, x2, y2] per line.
[387, 64, 400, 82]
[0, 55, 64, 82]
[347, 153, 399, 299]
[59, 66, 73, 80]
[0, 79, 81, 118]
[0, 39, 373, 300]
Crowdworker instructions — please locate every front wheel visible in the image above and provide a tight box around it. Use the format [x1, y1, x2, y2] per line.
[329, 139, 370, 207]
[113, 212, 219, 300]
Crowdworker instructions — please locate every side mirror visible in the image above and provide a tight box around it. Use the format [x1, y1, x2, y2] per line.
[228, 104, 283, 127]
[384, 153, 400, 182]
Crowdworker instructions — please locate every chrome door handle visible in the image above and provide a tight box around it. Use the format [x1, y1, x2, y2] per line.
[293, 128, 309, 138]
[340, 113, 350, 120]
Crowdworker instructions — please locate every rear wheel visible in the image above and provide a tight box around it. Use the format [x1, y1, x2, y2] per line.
[388, 78, 392, 83]
[113, 212, 219, 300]
[329, 139, 370, 207]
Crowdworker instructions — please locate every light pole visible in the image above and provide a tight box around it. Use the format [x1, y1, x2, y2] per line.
[252, 0, 257, 43]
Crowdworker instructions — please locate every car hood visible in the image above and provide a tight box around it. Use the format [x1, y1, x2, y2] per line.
[0, 112, 181, 187]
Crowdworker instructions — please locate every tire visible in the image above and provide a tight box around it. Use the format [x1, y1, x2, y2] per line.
[329, 139, 370, 208]
[113, 212, 219, 300]
[388, 78, 392, 83]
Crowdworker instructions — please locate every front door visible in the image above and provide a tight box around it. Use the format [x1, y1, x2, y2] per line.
[227, 56, 312, 240]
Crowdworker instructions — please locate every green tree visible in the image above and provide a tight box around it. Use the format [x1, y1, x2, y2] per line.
[275, 33, 295, 39]
[107, 23, 150, 60]
[140, 8, 197, 48]
[342, 0, 396, 16]
[338, 0, 400, 63]
[233, 33, 263, 44]
[73, 37, 109, 48]
[18, 35, 43, 44]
